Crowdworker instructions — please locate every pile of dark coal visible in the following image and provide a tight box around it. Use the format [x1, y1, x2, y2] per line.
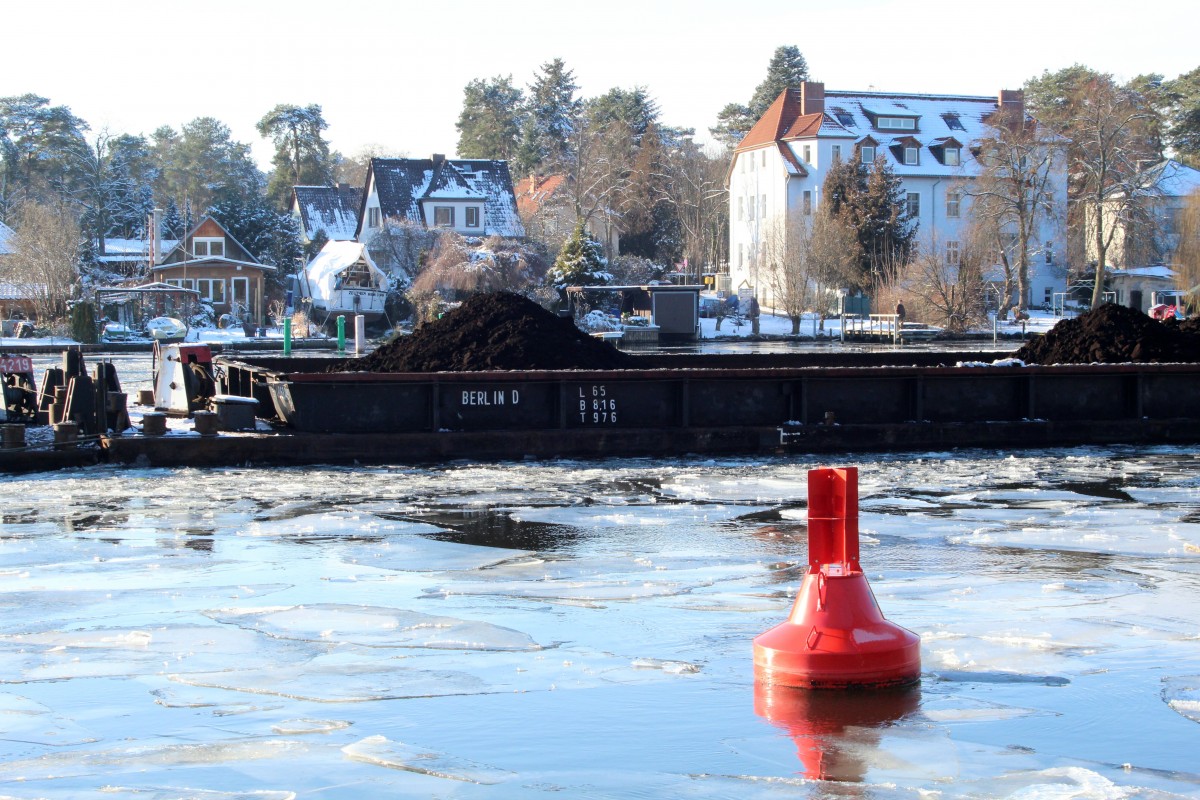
[333, 292, 638, 372]
[1015, 304, 1200, 364]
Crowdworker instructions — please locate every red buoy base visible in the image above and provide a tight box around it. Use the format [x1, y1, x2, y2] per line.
[753, 570, 920, 690]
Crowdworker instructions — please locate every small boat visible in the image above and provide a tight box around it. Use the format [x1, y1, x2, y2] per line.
[145, 316, 188, 342]
[102, 321, 134, 341]
[300, 241, 390, 326]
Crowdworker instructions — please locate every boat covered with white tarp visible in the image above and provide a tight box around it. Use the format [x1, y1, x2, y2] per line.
[300, 241, 390, 324]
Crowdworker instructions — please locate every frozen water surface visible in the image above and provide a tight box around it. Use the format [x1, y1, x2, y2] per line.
[0, 447, 1198, 797]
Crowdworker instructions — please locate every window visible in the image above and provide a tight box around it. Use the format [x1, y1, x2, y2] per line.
[946, 241, 961, 266]
[802, 145, 811, 163]
[738, 243, 743, 267]
[876, 116, 916, 131]
[368, 207, 381, 228]
[434, 206, 454, 227]
[803, 191, 812, 216]
[1044, 287, 1053, 304]
[465, 206, 480, 228]
[748, 195, 755, 220]
[196, 278, 225, 304]
[944, 147, 961, 166]
[761, 150, 766, 167]
[860, 145, 875, 164]
[946, 191, 961, 218]
[904, 146, 918, 165]
[760, 195, 766, 217]
[737, 197, 744, 221]
[231, 277, 249, 310]
[832, 108, 855, 126]
[942, 114, 965, 131]
[831, 144, 842, 161]
[906, 192, 920, 218]
[166, 278, 196, 291]
[193, 237, 224, 258]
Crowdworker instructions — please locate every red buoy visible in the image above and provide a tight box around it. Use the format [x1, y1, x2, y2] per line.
[753, 467, 920, 689]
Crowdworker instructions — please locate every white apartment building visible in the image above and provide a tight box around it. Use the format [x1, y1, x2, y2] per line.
[728, 82, 1067, 310]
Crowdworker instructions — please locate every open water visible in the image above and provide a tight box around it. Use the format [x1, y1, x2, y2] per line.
[1, 440, 1198, 798]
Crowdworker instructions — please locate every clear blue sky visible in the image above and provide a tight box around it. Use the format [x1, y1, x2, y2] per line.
[3, 0, 1195, 168]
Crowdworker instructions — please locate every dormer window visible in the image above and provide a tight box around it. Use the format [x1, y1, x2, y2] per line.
[904, 147, 919, 165]
[193, 237, 224, 258]
[876, 116, 916, 131]
[944, 147, 961, 166]
[860, 145, 876, 164]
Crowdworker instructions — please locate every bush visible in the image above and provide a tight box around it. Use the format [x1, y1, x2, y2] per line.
[69, 302, 98, 344]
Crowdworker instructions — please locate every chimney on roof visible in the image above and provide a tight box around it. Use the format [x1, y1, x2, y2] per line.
[338, 182, 349, 191]
[801, 82, 825, 116]
[998, 89, 1025, 120]
[151, 207, 162, 265]
[432, 153, 445, 167]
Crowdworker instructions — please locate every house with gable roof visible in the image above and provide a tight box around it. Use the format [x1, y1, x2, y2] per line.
[356, 155, 524, 244]
[1087, 158, 1200, 271]
[514, 174, 620, 256]
[292, 184, 363, 245]
[151, 215, 274, 325]
[728, 82, 1067, 310]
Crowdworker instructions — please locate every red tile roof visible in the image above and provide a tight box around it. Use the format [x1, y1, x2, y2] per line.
[514, 174, 567, 216]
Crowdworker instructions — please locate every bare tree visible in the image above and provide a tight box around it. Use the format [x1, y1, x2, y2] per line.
[1176, 189, 1200, 312]
[364, 217, 437, 289]
[761, 216, 811, 334]
[760, 207, 858, 334]
[1071, 80, 1161, 307]
[967, 109, 1064, 315]
[655, 139, 728, 277]
[2, 202, 80, 323]
[901, 232, 990, 333]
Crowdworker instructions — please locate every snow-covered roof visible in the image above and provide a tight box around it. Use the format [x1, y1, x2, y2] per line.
[97, 238, 181, 262]
[293, 185, 362, 241]
[367, 157, 524, 237]
[303, 241, 388, 303]
[0, 221, 14, 255]
[1109, 265, 1178, 280]
[1146, 159, 1200, 199]
[0, 281, 42, 299]
[739, 86, 1019, 179]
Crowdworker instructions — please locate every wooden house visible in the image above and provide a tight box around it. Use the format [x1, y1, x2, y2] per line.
[152, 216, 274, 325]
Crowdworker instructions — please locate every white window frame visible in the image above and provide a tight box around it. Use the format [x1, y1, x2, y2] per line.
[946, 241, 961, 266]
[761, 150, 766, 167]
[738, 197, 744, 221]
[876, 116, 916, 131]
[166, 278, 196, 291]
[860, 145, 875, 164]
[231, 277, 250, 311]
[196, 278, 226, 304]
[904, 147, 919, 166]
[193, 237, 224, 258]
[465, 206, 480, 228]
[368, 207, 381, 228]
[434, 206, 454, 227]
[831, 144, 842, 161]
[946, 191, 961, 218]
[803, 190, 812, 216]
[906, 192, 920, 218]
[944, 147, 961, 166]
[802, 145, 811, 163]
[760, 195, 766, 217]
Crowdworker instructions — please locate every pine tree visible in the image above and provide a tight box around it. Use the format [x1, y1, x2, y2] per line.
[456, 76, 524, 160]
[162, 199, 185, 240]
[748, 45, 810, 119]
[516, 58, 582, 176]
[709, 45, 810, 149]
[257, 104, 334, 210]
[820, 156, 916, 288]
[546, 220, 610, 289]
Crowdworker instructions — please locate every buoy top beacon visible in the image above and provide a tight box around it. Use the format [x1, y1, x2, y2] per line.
[753, 466, 920, 689]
